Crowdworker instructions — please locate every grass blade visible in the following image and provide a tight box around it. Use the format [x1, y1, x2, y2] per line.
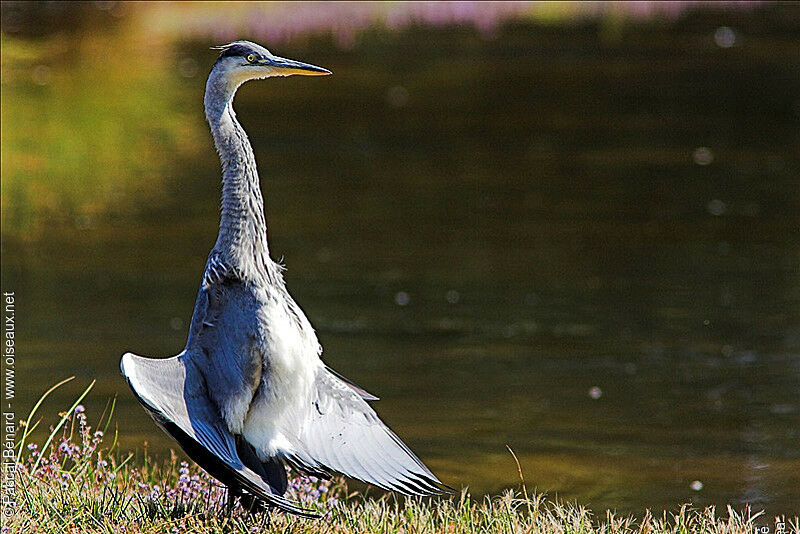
[15, 376, 75, 463]
[31, 379, 95, 472]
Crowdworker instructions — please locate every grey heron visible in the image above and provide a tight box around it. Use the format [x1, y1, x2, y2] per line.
[119, 41, 448, 517]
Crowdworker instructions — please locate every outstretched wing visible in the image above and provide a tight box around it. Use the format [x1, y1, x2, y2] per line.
[284, 369, 449, 495]
[120, 352, 316, 517]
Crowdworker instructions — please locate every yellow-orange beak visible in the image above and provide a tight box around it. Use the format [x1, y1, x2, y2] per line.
[259, 56, 331, 76]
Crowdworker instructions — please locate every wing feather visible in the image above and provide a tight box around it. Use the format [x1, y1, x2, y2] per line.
[289, 369, 449, 495]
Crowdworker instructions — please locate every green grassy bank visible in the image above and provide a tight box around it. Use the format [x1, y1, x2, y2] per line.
[3, 383, 795, 534]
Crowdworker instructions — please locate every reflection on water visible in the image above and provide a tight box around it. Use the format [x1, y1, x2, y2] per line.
[2, 3, 799, 516]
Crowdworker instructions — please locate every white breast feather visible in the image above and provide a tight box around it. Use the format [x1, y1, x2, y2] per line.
[242, 289, 321, 459]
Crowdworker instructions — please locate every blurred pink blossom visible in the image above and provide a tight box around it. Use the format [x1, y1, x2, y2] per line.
[145, 1, 763, 47]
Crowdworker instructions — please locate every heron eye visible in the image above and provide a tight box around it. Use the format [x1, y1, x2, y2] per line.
[246, 54, 256, 63]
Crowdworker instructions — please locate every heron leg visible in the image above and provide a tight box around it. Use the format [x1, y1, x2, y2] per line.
[225, 486, 237, 514]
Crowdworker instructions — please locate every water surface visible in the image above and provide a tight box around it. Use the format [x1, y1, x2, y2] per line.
[2, 5, 799, 515]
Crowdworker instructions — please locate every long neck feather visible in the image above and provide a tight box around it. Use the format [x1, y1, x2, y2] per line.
[204, 69, 270, 270]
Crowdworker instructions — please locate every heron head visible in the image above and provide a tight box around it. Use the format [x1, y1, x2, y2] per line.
[210, 41, 331, 86]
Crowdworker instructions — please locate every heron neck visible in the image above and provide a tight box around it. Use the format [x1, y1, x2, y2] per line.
[204, 79, 270, 269]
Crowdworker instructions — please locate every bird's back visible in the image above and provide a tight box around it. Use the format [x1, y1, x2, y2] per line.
[186, 253, 323, 443]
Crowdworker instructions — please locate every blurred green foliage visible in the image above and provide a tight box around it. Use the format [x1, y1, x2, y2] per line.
[1, 31, 201, 235]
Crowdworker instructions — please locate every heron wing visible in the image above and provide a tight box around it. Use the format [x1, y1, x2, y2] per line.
[186, 266, 265, 435]
[284, 368, 448, 495]
[120, 352, 316, 517]
[324, 365, 379, 401]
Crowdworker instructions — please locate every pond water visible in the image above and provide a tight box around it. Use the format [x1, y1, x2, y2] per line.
[2, 4, 799, 515]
